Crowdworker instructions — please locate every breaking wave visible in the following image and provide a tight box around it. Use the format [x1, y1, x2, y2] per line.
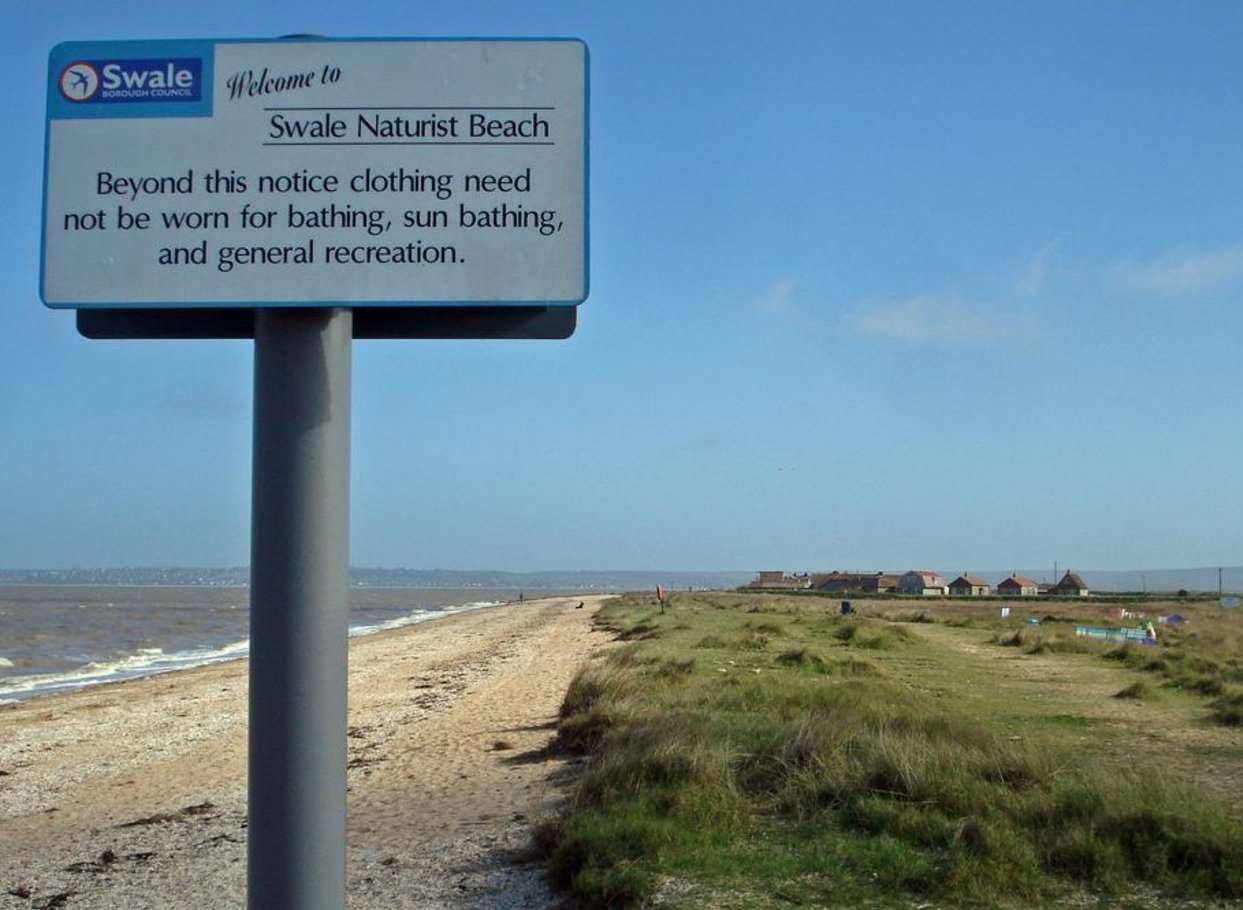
[0, 600, 502, 703]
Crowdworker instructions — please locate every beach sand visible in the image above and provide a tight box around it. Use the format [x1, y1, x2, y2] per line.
[0, 596, 611, 909]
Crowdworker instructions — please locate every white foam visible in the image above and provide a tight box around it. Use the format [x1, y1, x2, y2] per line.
[0, 658, 14, 668]
[347, 601, 501, 638]
[0, 600, 502, 702]
[0, 638, 252, 701]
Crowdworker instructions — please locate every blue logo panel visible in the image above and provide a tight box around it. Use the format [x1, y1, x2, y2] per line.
[48, 41, 214, 119]
[59, 58, 203, 104]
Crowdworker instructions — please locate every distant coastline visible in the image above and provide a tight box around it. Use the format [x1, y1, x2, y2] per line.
[0, 567, 754, 590]
[2, 566, 1241, 593]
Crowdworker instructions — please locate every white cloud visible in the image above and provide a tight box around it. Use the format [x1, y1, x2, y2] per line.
[753, 277, 797, 315]
[852, 295, 1026, 347]
[1015, 242, 1057, 297]
[1108, 243, 1243, 297]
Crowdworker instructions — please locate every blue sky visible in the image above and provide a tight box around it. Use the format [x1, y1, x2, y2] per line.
[3, 2, 1243, 572]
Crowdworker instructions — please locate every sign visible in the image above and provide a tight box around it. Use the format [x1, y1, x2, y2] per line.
[43, 38, 588, 309]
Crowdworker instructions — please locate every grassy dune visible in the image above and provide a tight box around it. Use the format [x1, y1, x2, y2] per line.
[936, 600, 1243, 726]
[539, 593, 1243, 908]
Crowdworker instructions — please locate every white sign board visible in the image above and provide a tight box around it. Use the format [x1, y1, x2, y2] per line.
[43, 38, 588, 308]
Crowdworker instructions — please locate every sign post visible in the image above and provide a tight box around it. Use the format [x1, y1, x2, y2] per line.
[43, 36, 587, 910]
[249, 307, 352, 908]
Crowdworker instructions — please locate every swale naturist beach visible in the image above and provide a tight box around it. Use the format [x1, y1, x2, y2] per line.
[0, 596, 611, 909]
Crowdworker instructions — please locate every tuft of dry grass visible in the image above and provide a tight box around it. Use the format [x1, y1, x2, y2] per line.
[1113, 681, 1155, 701]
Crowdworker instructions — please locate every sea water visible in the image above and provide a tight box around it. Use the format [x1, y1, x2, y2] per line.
[0, 585, 523, 703]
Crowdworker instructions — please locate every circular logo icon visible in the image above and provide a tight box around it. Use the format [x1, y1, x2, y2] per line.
[59, 62, 100, 102]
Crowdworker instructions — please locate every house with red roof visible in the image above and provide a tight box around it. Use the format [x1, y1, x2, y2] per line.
[997, 574, 1040, 596]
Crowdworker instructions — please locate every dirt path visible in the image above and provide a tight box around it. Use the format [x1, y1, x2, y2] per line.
[0, 596, 611, 910]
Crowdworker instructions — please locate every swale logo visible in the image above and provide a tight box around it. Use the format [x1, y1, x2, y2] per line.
[58, 58, 203, 104]
[59, 62, 100, 102]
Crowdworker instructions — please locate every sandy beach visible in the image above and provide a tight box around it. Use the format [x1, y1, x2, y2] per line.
[0, 596, 611, 909]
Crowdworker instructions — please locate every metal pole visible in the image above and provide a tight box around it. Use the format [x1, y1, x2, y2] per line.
[249, 308, 353, 910]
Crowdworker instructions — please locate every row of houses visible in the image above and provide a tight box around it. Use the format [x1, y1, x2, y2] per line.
[749, 569, 1091, 597]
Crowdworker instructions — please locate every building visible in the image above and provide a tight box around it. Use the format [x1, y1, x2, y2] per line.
[898, 570, 948, 596]
[948, 574, 990, 596]
[997, 574, 1040, 596]
[752, 571, 786, 587]
[1053, 571, 1090, 597]
[815, 571, 900, 594]
[747, 571, 812, 590]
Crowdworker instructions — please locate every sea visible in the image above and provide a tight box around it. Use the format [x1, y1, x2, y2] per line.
[0, 585, 527, 703]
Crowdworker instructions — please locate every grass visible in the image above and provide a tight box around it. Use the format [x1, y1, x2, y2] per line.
[1113, 681, 1156, 701]
[539, 592, 1243, 908]
[1212, 691, 1243, 726]
[830, 620, 913, 650]
[992, 628, 1096, 655]
[894, 598, 1243, 728]
[1094, 639, 1243, 723]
